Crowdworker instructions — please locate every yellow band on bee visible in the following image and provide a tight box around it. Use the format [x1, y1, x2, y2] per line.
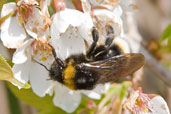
[63, 59, 76, 90]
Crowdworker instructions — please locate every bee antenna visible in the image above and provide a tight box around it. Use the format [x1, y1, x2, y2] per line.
[32, 58, 50, 72]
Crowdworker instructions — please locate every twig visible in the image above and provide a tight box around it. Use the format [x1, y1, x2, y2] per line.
[140, 43, 171, 87]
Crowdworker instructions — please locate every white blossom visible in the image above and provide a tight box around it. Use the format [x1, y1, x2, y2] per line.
[80, 0, 124, 43]
[0, 0, 50, 48]
[1, 2, 26, 48]
[50, 8, 94, 60]
[81, 0, 138, 11]
[124, 89, 170, 114]
[12, 39, 54, 94]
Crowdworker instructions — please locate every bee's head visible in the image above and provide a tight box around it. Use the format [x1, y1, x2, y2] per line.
[49, 61, 64, 83]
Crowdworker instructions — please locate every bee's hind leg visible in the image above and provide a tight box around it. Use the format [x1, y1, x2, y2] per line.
[86, 27, 99, 58]
[105, 25, 115, 49]
[93, 25, 115, 60]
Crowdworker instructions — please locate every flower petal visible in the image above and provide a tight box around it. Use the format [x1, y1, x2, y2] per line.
[81, 0, 91, 13]
[12, 39, 33, 87]
[50, 26, 86, 60]
[112, 5, 123, 17]
[82, 91, 101, 99]
[50, 8, 85, 38]
[53, 83, 81, 113]
[24, 6, 50, 40]
[12, 60, 31, 84]
[93, 9, 123, 41]
[29, 62, 53, 97]
[12, 39, 33, 64]
[119, 0, 138, 11]
[83, 0, 119, 11]
[1, 2, 16, 17]
[78, 13, 94, 45]
[114, 37, 130, 53]
[17, 0, 38, 6]
[58, 8, 85, 27]
[82, 84, 109, 99]
[29, 49, 54, 97]
[1, 16, 26, 48]
[1, 3, 27, 48]
[148, 96, 170, 114]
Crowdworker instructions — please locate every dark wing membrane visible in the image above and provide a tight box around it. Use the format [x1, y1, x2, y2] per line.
[79, 53, 145, 84]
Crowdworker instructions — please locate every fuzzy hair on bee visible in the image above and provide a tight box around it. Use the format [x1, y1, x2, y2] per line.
[34, 25, 145, 90]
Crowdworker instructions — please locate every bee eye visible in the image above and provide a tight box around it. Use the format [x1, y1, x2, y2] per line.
[49, 62, 63, 83]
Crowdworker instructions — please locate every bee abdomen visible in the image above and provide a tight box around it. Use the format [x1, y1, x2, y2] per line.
[74, 68, 99, 90]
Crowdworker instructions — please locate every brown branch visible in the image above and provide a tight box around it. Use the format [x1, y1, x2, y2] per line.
[0, 81, 10, 114]
[140, 44, 171, 87]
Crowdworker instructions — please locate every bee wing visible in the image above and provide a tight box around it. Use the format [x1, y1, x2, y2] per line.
[80, 53, 145, 84]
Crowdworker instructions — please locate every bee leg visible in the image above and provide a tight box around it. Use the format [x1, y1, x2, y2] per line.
[87, 27, 99, 58]
[105, 25, 115, 49]
[106, 25, 114, 35]
[93, 26, 115, 60]
[105, 35, 114, 49]
[51, 48, 65, 68]
[96, 26, 114, 55]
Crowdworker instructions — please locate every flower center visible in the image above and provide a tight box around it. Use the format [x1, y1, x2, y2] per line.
[31, 40, 52, 61]
[18, 3, 34, 23]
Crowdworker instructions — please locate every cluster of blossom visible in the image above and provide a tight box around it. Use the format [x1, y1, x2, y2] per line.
[84, 85, 170, 114]
[123, 88, 170, 114]
[0, 0, 170, 113]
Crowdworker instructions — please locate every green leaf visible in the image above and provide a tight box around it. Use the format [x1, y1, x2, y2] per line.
[9, 78, 31, 89]
[120, 81, 131, 101]
[8, 83, 96, 114]
[8, 83, 67, 112]
[7, 81, 131, 114]
[168, 36, 171, 49]
[8, 0, 16, 2]
[120, 85, 128, 101]
[36, 110, 67, 114]
[160, 24, 171, 42]
[0, 55, 30, 89]
[0, 55, 13, 79]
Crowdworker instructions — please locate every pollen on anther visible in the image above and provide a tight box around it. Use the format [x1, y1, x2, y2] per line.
[41, 57, 47, 61]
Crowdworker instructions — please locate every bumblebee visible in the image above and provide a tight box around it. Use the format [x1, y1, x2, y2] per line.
[36, 26, 145, 90]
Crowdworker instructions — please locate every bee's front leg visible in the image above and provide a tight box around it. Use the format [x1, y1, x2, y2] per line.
[51, 46, 65, 68]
